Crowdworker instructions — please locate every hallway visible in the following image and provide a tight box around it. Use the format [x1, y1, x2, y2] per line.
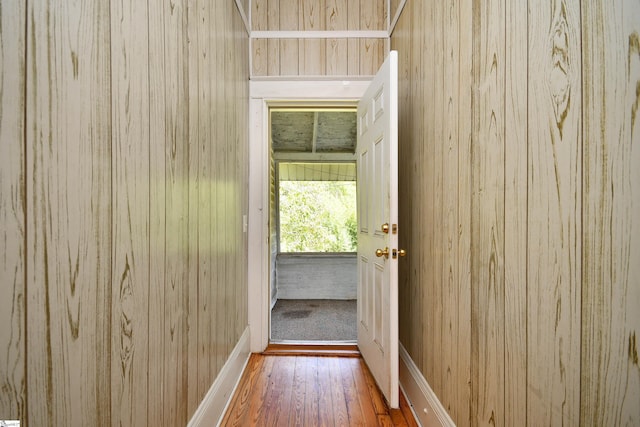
[221, 353, 417, 426]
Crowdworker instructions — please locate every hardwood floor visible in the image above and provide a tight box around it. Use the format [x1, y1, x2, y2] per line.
[221, 353, 418, 426]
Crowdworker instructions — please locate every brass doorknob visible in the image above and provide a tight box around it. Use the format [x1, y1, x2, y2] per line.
[375, 247, 389, 258]
[398, 249, 407, 257]
[381, 223, 389, 233]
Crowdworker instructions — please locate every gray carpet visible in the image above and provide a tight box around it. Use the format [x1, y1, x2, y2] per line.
[271, 299, 357, 341]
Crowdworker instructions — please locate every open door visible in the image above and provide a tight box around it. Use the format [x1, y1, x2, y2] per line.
[356, 50, 400, 408]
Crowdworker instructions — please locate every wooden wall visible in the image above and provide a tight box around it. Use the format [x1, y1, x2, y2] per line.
[0, 0, 27, 420]
[391, 0, 640, 426]
[0, 0, 249, 425]
[392, 0, 473, 423]
[251, 0, 386, 77]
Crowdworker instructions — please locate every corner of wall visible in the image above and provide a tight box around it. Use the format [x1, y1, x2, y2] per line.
[187, 327, 251, 427]
[399, 343, 456, 427]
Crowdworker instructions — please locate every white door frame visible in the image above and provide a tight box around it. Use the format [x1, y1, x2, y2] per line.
[248, 79, 371, 352]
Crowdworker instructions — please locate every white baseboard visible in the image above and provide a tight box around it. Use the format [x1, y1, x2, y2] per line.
[399, 343, 456, 427]
[187, 327, 251, 427]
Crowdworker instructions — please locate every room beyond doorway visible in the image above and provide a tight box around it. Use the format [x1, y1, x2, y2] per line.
[269, 108, 358, 343]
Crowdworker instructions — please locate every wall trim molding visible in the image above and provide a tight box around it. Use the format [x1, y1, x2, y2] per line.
[187, 327, 251, 427]
[251, 30, 388, 39]
[399, 343, 456, 427]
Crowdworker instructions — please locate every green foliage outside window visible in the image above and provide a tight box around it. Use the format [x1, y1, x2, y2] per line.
[279, 181, 357, 252]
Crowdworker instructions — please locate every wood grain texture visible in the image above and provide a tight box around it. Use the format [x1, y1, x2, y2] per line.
[391, 1, 474, 424]
[503, 0, 528, 425]
[456, 0, 473, 423]
[471, 0, 507, 423]
[392, 0, 421, 386]
[186, 0, 201, 416]
[267, 0, 281, 76]
[26, 1, 113, 426]
[299, 0, 326, 75]
[528, 0, 582, 424]
[194, 0, 209, 405]
[347, 0, 361, 75]
[0, 0, 26, 421]
[280, 0, 300, 76]
[162, 1, 190, 424]
[221, 354, 417, 426]
[581, 0, 640, 425]
[326, 0, 349, 75]
[110, 0, 150, 425]
[251, 0, 386, 77]
[252, 0, 268, 75]
[147, 0, 168, 425]
[391, 0, 637, 426]
[19, 0, 249, 425]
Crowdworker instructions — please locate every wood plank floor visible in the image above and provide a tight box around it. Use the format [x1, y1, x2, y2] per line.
[221, 353, 418, 426]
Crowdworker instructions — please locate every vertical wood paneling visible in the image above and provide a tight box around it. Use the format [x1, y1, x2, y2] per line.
[434, 0, 445, 400]
[528, 0, 582, 424]
[326, 0, 348, 75]
[421, 0, 435, 386]
[393, 0, 412, 355]
[110, 0, 150, 425]
[252, 0, 268, 76]
[210, 0, 224, 378]
[267, 0, 281, 75]
[280, 0, 300, 75]
[162, 1, 190, 424]
[215, 2, 229, 373]
[392, 0, 472, 423]
[196, 0, 212, 404]
[26, 1, 113, 425]
[409, 0, 424, 375]
[471, 0, 506, 424]
[147, 0, 168, 424]
[240, 18, 251, 339]
[581, 0, 640, 425]
[8, 1, 249, 425]
[347, 0, 360, 75]
[503, 0, 528, 426]
[0, 0, 26, 421]
[250, 0, 386, 77]
[186, 0, 201, 416]
[299, 0, 326, 75]
[442, 0, 460, 419]
[359, 1, 385, 75]
[457, 0, 473, 423]
[392, 1, 638, 426]
[224, 12, 235, 359]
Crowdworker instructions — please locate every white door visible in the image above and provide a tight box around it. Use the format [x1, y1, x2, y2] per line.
[356, 50, 399, 408]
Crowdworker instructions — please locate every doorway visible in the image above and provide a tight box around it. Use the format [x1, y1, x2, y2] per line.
[247, 80, 370, 353]
[269, 108, 358, 342]
[248, 52, 399, 407]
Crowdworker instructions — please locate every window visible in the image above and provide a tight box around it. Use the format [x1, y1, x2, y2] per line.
[278, 162, 356, 253]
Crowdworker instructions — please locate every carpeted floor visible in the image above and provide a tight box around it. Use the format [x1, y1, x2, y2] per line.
[270, 299, 357, 342]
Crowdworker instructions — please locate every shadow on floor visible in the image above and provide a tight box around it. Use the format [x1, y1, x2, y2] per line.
[270, 299, 356, 341]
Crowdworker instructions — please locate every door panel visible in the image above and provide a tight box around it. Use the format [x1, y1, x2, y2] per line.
[356, 50, 399, 408]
